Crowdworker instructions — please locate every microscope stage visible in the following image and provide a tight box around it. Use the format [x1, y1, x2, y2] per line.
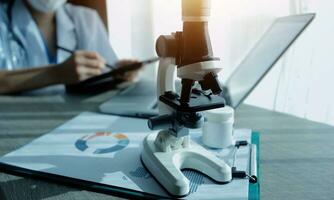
[159, 92, 225, 112]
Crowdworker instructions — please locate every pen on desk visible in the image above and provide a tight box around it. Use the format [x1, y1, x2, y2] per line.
[249, 144, 258, 183]
[57, 46, 159, 70]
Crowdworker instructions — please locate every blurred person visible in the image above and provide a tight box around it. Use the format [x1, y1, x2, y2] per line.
[0, 0, 140, 94]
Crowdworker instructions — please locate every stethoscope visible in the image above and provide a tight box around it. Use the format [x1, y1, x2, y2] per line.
[4, 0, 27, 68]
[7, 1, 25, 48]
[5, 0, 78, 67]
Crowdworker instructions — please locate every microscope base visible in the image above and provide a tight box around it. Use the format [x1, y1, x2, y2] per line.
[141, 132, 232, 197]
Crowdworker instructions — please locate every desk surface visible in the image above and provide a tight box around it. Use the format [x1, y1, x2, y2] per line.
[0, 92, 333, 200]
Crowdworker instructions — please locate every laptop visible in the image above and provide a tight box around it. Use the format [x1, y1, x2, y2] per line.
[99, 13, 315, 118]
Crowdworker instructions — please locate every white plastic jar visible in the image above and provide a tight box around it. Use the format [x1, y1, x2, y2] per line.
[202, 106, 234, 148]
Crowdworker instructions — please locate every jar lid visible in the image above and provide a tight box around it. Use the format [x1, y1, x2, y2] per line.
[204, 106, 234, 123]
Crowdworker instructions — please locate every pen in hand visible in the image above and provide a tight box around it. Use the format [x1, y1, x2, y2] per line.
[57, 46, 159, 85]
[57, 46, 159, 71]
[57, 46, 114, 69]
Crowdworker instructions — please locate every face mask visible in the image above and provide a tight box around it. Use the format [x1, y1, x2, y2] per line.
[27, 0, 67, 13]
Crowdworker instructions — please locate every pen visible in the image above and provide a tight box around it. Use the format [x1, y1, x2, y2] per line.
[249, 144, 258, 183]
[57, 46, 114, 69]
[57, 46, 159, 70]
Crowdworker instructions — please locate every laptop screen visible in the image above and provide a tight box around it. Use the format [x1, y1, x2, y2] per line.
[224, 14, 315, 108]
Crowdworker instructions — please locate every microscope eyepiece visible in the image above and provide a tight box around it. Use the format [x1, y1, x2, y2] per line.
[182, 0, 211, 22]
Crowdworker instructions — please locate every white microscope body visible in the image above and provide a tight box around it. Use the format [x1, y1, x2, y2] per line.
[141, 0, 232, 197]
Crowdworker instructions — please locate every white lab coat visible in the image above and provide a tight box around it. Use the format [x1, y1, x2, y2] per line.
[1, 0, 118, 94]
[10, 0, 118, 69]
[0, 4, 11, 68]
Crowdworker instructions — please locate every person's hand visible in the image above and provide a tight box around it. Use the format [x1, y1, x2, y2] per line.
[58, 51, 106, 84]
[113, 59, 142, 82]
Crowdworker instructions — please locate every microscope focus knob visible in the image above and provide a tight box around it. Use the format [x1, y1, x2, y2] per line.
[148, 114, 173, 131]
[156, 35, 178, 58]
[180, 112, 204, 129]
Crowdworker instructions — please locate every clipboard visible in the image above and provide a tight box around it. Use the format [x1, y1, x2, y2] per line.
[66, 58, 159, 94]
[0, 113, 260, 200]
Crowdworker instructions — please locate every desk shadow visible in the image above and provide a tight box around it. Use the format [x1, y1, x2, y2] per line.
[0, 177, 77, 200]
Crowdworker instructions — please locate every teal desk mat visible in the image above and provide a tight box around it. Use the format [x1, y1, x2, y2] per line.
[0, 133, 260, 200]
[249, 132, 260, 200]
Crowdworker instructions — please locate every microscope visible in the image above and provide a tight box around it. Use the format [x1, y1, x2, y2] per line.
[141, 0, 232, 196]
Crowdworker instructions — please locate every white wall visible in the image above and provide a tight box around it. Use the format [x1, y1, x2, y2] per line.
[272, 0, 334, 125]
[245, 0, 334, 126]
[107, 0, 156, 80]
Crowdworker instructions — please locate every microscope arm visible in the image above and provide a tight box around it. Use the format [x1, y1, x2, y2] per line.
[156, 58, 177, 115]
